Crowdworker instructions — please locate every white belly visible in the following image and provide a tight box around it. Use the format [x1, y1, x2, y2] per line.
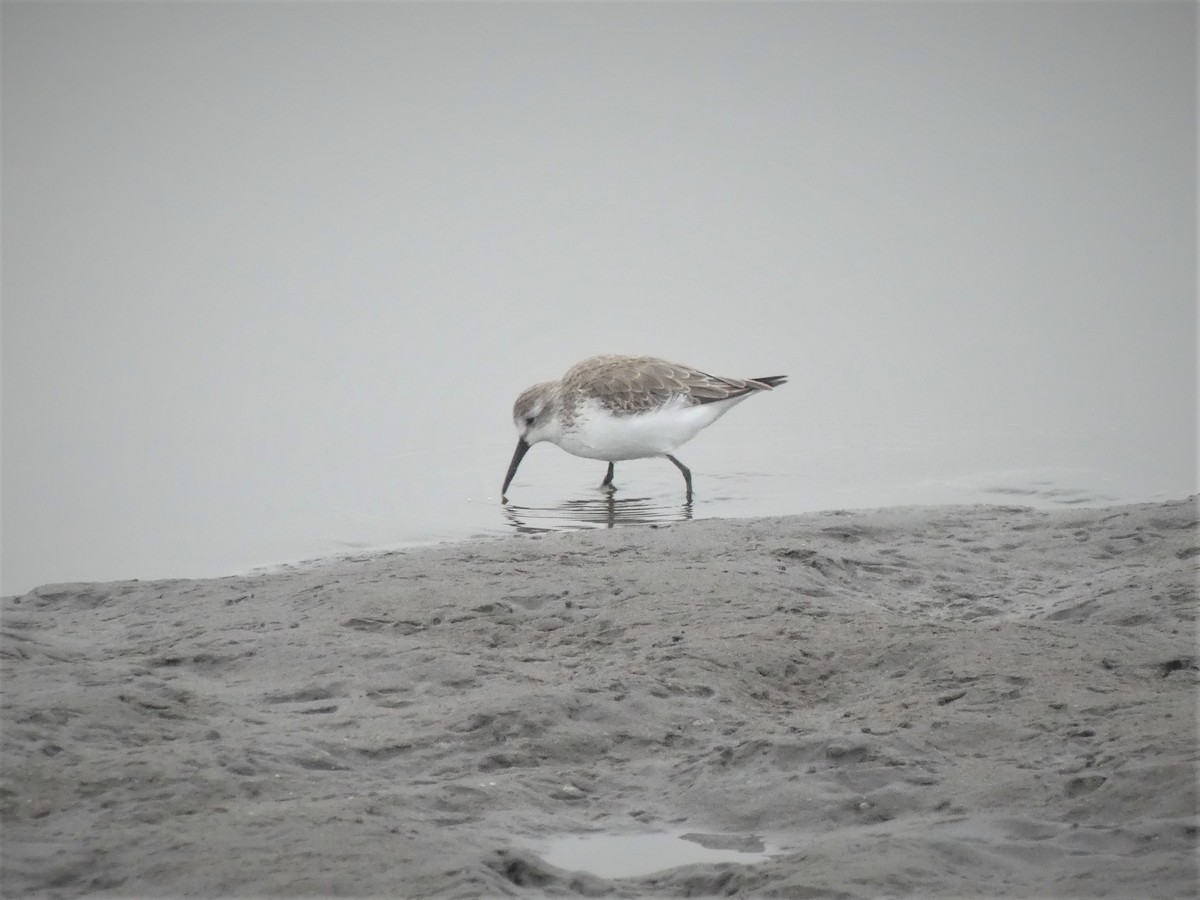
[553, 397, 742, 461]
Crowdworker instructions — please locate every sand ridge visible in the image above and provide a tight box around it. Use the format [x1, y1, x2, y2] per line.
[2, 499, 1197, 897]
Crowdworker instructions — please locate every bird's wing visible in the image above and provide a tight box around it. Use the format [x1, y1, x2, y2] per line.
[569, 355, 773, 413]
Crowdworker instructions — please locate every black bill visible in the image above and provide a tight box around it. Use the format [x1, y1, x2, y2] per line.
[501, 438, 531, 499]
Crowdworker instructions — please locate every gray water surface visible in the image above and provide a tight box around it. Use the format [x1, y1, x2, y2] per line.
[535, 832, 777, 879]
[4, 3, 1194, 595]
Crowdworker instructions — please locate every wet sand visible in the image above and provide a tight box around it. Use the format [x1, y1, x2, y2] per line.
[2, 499, 1197, 898]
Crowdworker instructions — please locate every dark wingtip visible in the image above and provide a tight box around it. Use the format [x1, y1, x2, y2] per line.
[752, 375, 788, 389]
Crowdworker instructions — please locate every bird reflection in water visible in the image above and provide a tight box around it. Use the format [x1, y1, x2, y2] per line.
[501, 491, 693, 535]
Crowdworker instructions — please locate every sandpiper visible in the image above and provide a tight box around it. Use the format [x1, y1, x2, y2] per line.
[501, 355, 787, 501]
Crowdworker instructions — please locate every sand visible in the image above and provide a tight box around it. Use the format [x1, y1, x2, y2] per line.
[2, 498, 1197, 898]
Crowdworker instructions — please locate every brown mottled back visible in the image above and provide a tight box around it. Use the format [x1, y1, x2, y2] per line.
[560, 355, 785, 416]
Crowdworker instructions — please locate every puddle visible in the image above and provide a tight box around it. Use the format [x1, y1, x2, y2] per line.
[535, 831, 777, 879]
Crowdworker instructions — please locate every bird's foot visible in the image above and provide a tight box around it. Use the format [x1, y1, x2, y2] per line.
[599, 462, 616, 491]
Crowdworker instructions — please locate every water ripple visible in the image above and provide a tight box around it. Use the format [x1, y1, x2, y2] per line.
[501, 493, 693, 535]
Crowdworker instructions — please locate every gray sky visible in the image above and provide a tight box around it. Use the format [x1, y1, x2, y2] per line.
[3, 1, 1196, 594]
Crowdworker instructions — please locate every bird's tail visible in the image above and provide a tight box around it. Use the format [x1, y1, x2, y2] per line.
[751, 375, 788, 389]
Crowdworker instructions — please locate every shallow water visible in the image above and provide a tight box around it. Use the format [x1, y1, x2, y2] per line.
[4, 3, 1194, 595]
[534, 832, 776, 879]
[4, 406, 1191, 596]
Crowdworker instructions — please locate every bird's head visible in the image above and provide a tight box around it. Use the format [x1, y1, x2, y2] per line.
[502, 382, 559, 499]
[511, 382, 559, 446]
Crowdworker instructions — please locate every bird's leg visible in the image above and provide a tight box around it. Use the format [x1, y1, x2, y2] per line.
[599, 461, 616, 490]
[665, 455, 693, 501]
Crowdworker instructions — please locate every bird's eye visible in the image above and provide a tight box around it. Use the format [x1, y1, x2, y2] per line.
[524, 415, 535, 426]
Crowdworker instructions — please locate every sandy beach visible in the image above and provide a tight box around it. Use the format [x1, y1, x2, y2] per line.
[2, 498, 1196, 898]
